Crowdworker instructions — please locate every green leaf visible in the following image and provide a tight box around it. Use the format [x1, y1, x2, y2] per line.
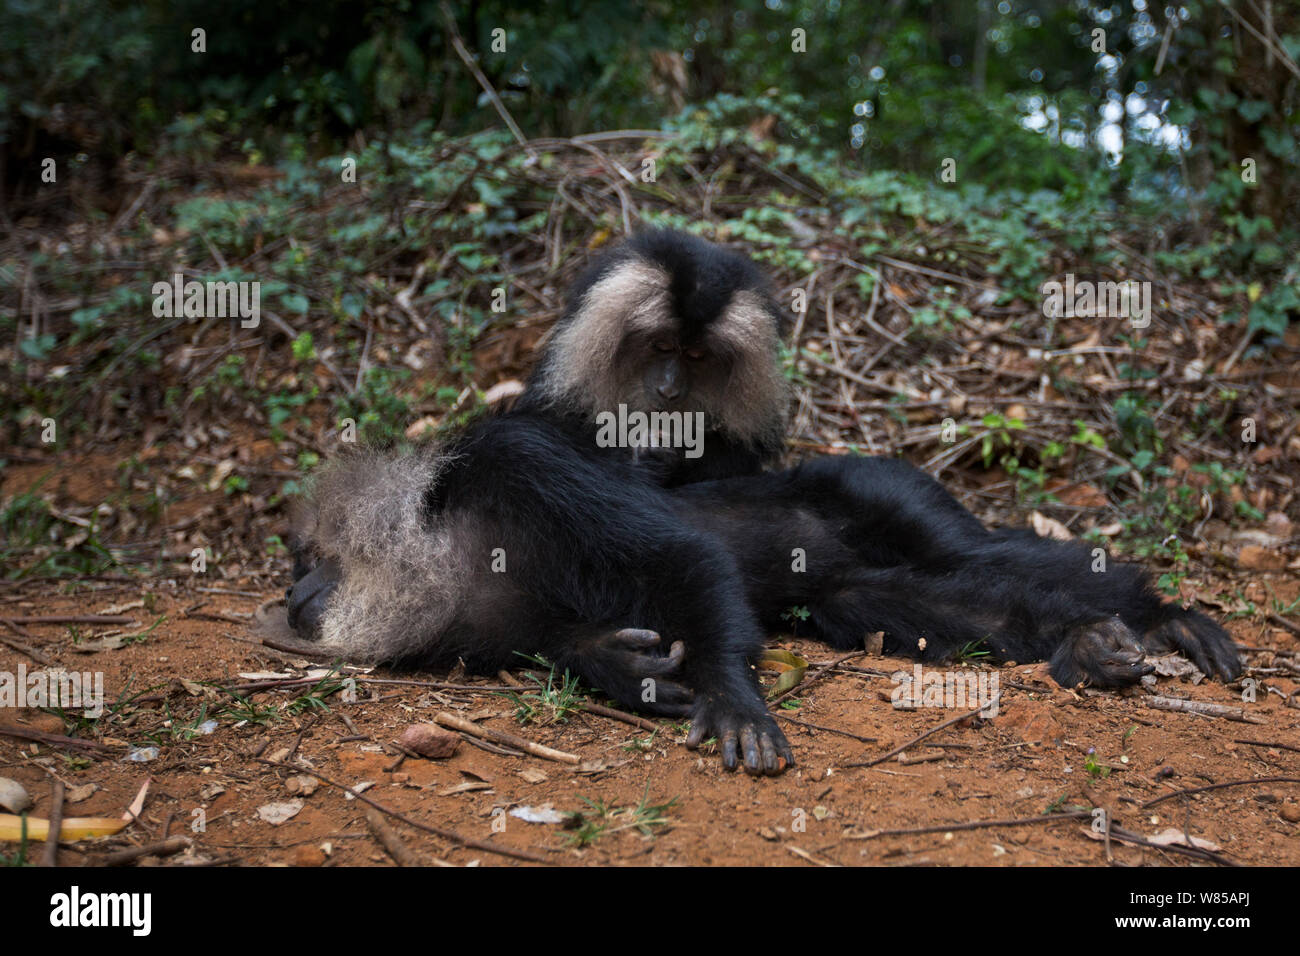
[280, 293, 310, 315]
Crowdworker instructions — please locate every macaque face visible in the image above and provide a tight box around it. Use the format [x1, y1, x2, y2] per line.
[613, 324, 734, 420]
[539, 237, 787, 445]
[640, 336, 714, 410]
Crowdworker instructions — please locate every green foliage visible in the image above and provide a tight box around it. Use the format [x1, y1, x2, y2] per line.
[0, 490, 118, 579]
[219, 691, 281, 727]
[507, 655, 584, 726]
[567, 787, 677, 847]
[286, 669, 350, 715]
[0, 815, 31, 866]
[1083, 748, 1112, 780]
[332, 367, 413, 446]
[779, 605, 811, 635]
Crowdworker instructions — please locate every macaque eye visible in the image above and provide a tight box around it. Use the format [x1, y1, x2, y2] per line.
[653, 340, 675, 353]
[684, 348, 707, 361]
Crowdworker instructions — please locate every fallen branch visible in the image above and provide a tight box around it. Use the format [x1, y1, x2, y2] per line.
[435, 711, 580, 765]
[112, 674, 519, 708]
[847, 694, 999, 768]
[1141, 775, 1300, 808]
[775, 712, 879, 744]
[786, 844, 839, 867]
[41, 780, 65, 868]
[365, 808, 450, 867]
[439, 2, 534, 155]
[0, 724, 120, 753]
[1083, 824, 1237, 867]
[103, 836, 192, 866]
[1266, 613, 1300, 638]
[2, 615, 136, 626]
[0, 620, 52, 665]
[897, 750, 948, 765]
[580, 701, 660, 732]
[848, 810, 1091, 839]
[1144, 696, 1264, 724]
[1233, 738, 1300, 755]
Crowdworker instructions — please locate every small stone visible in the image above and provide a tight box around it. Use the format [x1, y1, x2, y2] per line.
[0, 778, 32, 814]
[292, 845, 327, 866]
[396, 723, 460, 759]
[1280, 804, 1300, 824]
[1238, 545, 1285, 571]
[285, 774, 319, 797]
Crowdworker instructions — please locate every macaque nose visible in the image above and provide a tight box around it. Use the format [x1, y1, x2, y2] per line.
[649, 357, 685, 403]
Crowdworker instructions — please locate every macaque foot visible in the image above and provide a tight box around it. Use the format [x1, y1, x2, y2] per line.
[582, 628, 694, 717]
[686, 696, 793, 776]
[1050, 617, 1153, 688]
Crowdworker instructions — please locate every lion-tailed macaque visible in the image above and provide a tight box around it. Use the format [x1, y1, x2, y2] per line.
[283, 232, 1238, 775]
[288, 410, 793, 775]
[673, 455, 1242, 688]
[286, 418, 1238, 776]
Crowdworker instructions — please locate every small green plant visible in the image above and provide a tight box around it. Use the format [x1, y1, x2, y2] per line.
[291, 332, 316, 363]
[567, 787, 677, 847]
[955, 638, 991, 663]
[621, 732, 659, 754]
[979, 412, 1028, 469]
[507, 655, 583, 726]
[1272, 593, 1300, 618]
[332, 366, 413, 445]
[0, 490, 118, 579]
[1083, 747, 1111, 779]
[146, 702, 214, 744]
[779, 606, 811, 634]
[1223, 590, 1259, 621]
[1156, 569, 1187, 598]
[220, 691, 281, 726]
[265, 390, 313, 441]
[121, 614, 167, 646]
[56, 753, 93, 772]
[43, 704, 103, 738]
[0, 816, 31, 866]
[286, 670, 349, 715]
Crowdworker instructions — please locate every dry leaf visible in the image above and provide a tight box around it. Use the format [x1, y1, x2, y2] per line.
[1030, 512, 1073, 541]
[65, 783, 98, 804]
[257, 800, 304, 825]
[759, 648, 809, 697]
[437, 781, 493, 796]
[123, 779, 151, 822]
[1147, 828, 1220, 851]
[508, 804, 569, 824]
